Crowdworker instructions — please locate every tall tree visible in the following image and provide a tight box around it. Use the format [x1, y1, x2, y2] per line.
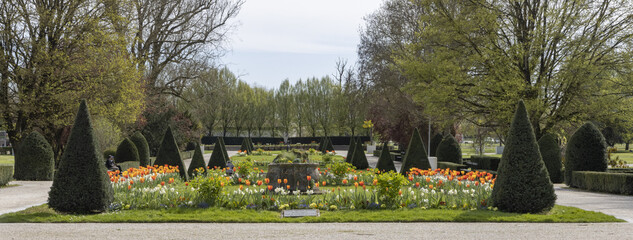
[276, 79, 294, 139]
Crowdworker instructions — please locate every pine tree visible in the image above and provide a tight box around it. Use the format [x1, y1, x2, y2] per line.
[490, 100, 555, 213]
[153, 126, 188, 180]
[538, 133, 563, 183]
[400, 128, 431, 174]
[208, 138, 227, 169]
[351, 138, 369, 169]
[48, 100, 113, 213]
[429, 133, 444, 157]
[345, 138, 356, 163]
[130, 132, 151, 167]
[14, 131, 54, 181]
[115, 138, 140, 163]
[187, 142, 207, 177]
[376, 142, 396, 172]
[436, 134, 462, 164]
[564, 122, 608, 186]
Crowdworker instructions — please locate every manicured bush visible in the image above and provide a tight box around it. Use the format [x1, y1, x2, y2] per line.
[571, 171, 633, 195]
[219, 137, 230, 162]
[153, 126, 188, 181]
[437, 161, 467, 170]
[103, 148, 116, 162]
[130, 132, 150, 167]
[538, 133, 563, 183]
[115, 138, 140, 163]
[13, 131, 54, 181]
[208, 139, 227, 169]
[376, 142, 396, 172]
[436, 134, 462, 164]
[429, 133, 444, 157]
[0, 165, 12, 186]
[345, 138, 356, 163]
[48, 100, 113, 213]
[400, 128, 431, 174]
[321, 137, 335, 154]
[490, 100, 555, 213]
[468, 156, 500, 171]
[565, 122, 608, 186]
[188, 142, 206, 177]
[240, 138, 252, 154]
[350, 138, 369, 170]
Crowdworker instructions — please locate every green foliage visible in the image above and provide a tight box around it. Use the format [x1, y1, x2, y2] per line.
[491, 101, 555, 213]
[345, 138, 356, 163]
[327, 161, 355, 183]
[374, 171, 408, 208]
[207, 140, 227, 170]
[400, 128, 431, 174]
[0, 165, 12, 186]
[565, 122, 608, 186]
[14, 131, 54, 181]
[115, 138, 140, 163]
[436, 134, 462, 164]
[273, 151, 298, 163]
[153, 126, 188, 181]
[235, 158, 254, 178]
[321, 137, 335, 154]
[429, 133, 443, 157]
[48, 100, 113, 213]
[468, 156, 501, 171]
[376, 142, 396, 173]
[187, 143, 206, 178]
[240, 138, 252, 154]
[219, 137, 230, 163]
[189, 175, 228, 206]
[538, 133, 563, 183]
[92, 117, 123, 155]
[437, 162, 466, 171]
[130, 132, 150, 167]
[571, 171, 633, 195]
[103, 149, 116, 162]
[350, 138, 369, 170]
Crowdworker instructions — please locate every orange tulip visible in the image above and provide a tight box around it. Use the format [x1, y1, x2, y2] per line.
[283, 179, 288, 184]
[425, 177, 431, 182]
[354, 182, 359, 187]
[342, 179, 348, 185]
[161, 181, 165, 186]
[265, 178, 270, 184]
[408, 175, 413, 181]
[267, 185, 273, 191]
[127, 185, 132, 190]
[239, 185, 244, 190]
[415, 182, 420, 188]
[429, 184, 434, 189]
[220, 182, 225, 187]
[286, 185, 290, 190]
[315, 183, 320, 187]
[129, 180, 134, 185]
[277, 179, 282, 184]
[307, 175, 311, 181]
[398, 190, 402, 196]
[359, 181, 365, 186]
[245, 180, 251, 186]
[238, 178, 243, 183]
[353, 176, 358, 181]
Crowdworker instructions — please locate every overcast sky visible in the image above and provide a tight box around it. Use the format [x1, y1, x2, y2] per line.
[221, 0, 385, 89]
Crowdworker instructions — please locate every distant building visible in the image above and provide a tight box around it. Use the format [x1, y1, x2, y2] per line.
[0, 131, 9, 147]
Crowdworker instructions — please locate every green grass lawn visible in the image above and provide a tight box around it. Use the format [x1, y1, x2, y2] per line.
[0, 204, 621, 223]
[0, 155, 14, 165]
[611, 152, 633, 164]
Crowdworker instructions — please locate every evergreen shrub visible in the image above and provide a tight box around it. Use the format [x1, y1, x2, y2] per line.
[130, 132, 151, 167]
[565, 122, 608, 186]
[400, 128, 431, 174]
[429, 133, 444, 157]
[376, 142, 396, 172]
[153, 126, 188, 180]
[538, 133, 563, 183]
[14, 131, 55, 180]
[436, 134, 462, 164]
[188, 142, 207, 177]
[115, 138, 140, 163]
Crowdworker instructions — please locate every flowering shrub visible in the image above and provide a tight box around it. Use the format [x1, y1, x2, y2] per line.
[375, 171, 408, 208]
[326, 161, 355, 184]
[189, 174, 228, 206]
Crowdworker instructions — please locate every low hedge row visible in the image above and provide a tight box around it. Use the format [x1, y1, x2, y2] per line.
[467, 156, 500, 171]
[571, 171, 633, 195]
[1, 165, 13, 186]
[607, 168, 633, 174]
[118, 161, 140, 171]
[437, 161, 467, 170]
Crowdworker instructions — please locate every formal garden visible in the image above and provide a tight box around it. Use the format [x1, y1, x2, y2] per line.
[0, 99, 629, 223]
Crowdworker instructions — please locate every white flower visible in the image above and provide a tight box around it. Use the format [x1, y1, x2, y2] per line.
[306, 190, 314, 195]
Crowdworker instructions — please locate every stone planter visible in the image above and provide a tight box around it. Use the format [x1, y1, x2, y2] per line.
[266, 163, 320, 192]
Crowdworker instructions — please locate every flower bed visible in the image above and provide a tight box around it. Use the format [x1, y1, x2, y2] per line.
[109, 165, 495, 211]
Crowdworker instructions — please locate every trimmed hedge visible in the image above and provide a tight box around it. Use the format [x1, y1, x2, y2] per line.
[219, 137, 230, 163]
[490, 100, 555, 213]
[240, 138, 252, 154]
[429, 133, 443, 157]
[345, 138, 356, 163]
[468, 156, 500, 171]
[571, 171, 633, 195]
[48, 100, 113, 214]
[115, 138, 140, 163]
[376, 142, 396, 172]
[153, 126, 188, 181]
[437, 161, 467, 171]
[436, 134, 462, 164]
[538, 133, 563, 183]
[321, 137, 335, 154]
[103, 149, 116, 161]
[14, 131, 55, 181]
[350, 137, 369, 170]
[208, 138, 227, 169]
[565, 122, 608, 186]
[400, 128, 431, 174]
[188, 142, 206, 177]
[130, 132, 150, 167]
[0, 165, 12, 186]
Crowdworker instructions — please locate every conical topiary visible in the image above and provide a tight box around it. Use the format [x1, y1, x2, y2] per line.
[345, 138, 356, 163]
[240, 138, 251, 154]
[130, 131, 151, 167]
[436, 134, 462, 164]
[219, 137, 230, 162]
[48, 100, 113, 213]
[14, 131, 54, 181]
[564, 122, 608, 186]
[376, 142, 396, 172]
[321, 137, 335, 154]
[248, 137, 255, 152]
[400, 128, 431, 174]
[208, 138, 227, 169]
[350, 138, 369, 169]
[490, 100, 555, 213]
[429, 133, 444, 157]
[115, 138, 140, 163]
[187, 142, 206, 177]
[318, 137, 325, 151]
[153, 126, 188, 180]
[538, 133, 563, 184]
